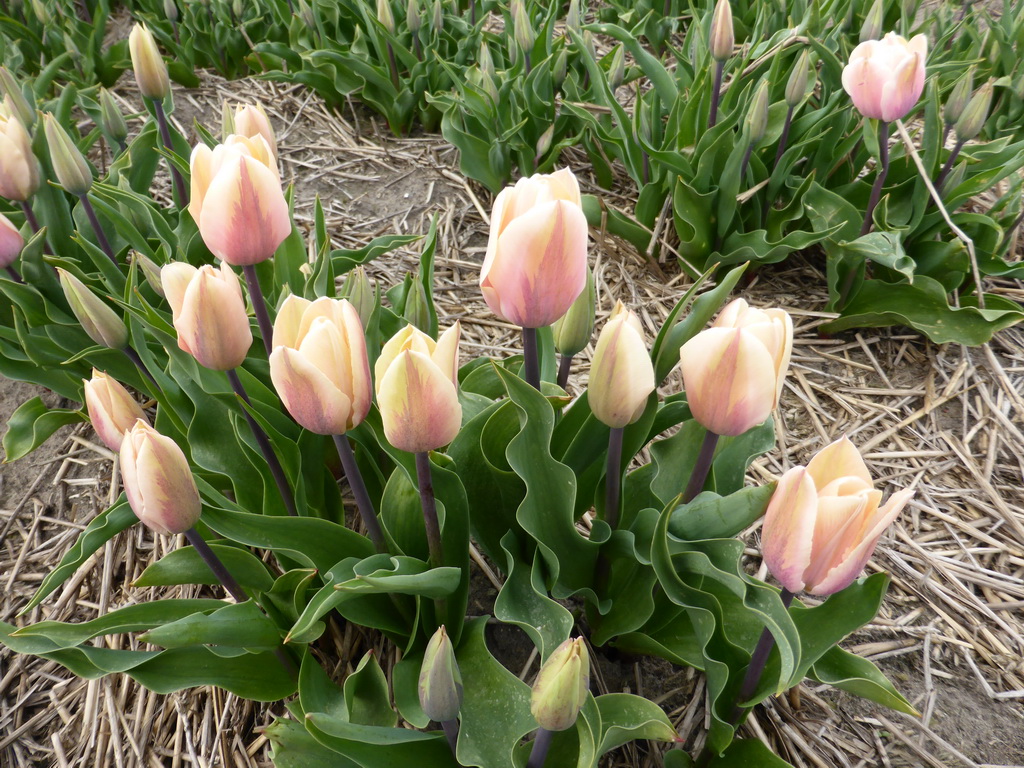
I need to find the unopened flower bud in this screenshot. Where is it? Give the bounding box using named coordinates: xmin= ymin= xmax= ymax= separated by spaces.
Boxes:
xmin=552 ymin=267 xmax=594 ymax=357
xmin=531 ymin=638 xmax=589 ymax=732
xmin=566 ymin=0 xmax=582 ymax=32
xmin=232 ymin=0 xmax=243 ymax=20
xmin=0 ymin=67 xmax=34 ymax=128
xmin=121 ymin=421 xmax=202 ymax=535
xmin=785 ymin=49 xmax=813 ymax=108
xmin=419 ymin=626 xmax=463 ymax=722
xmin=553 ymin=48 xmax=568 ymax=88
xmin=407 ymin=0 xmax=422 ymax=32
xmin=430 ymin=0 xmax=442 ymax=33
xmin=535 ymin=124 xmax=554 ymax=162
xmin=58 ymin=268 xmax=129 ymax=350
xmin=744 ymin=79 xmax=770 ymax=144
xmin=377 ymin=0 xmax=395 ymax=34
xmin=589 ymin=301 xmax=655 ymax=428
xmin=84 ymin=370 xmax=149 ymax=452
xmin=43 ymin=114 xmax=93 ymax=196
xmin=0 ymin=212 xmax=24 ymax=268
xmin=945 ymin=71 xmax=973 ymax=126
xmin=98 ymin=88 xmax=128 ymax=147
xmin=164 ymin=0 xmax=179 ymax=23
xmin=607 ymin=45 xmax=625 ymax=91
xmin=479 ymin=40 xmax=495 ymax=80
xmin=403 ymin=276 xmax=431 ymax=333
xmin=513 ymin=0 xmax=535 ymax=56
xmin=859 ymin=0 xmax=884 ymax=42
xmin=133 ymin=251 xmax=166 ymax=297
xmin=31 ymin=0 xmax=50 ymax=25
xmin=128 ymin=24 xmax=170 ymax=101
xmin=709 ymin=0 xmax=734 ymax=62
xmin=955 ymin=81 xmax=993 ymax=142
xmin=341 ymin=266 xmax=375 ymax=328
xmin=298 ymin=0 xmax=316 ymax=30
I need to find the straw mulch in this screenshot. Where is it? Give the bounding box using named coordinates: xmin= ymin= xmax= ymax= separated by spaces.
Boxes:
xmin=1 ymin=70 xmax=1023 ymax=768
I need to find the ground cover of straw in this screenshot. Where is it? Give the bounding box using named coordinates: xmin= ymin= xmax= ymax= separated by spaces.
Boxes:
xmin=1 ymin=65 xmax=1024 ymax=768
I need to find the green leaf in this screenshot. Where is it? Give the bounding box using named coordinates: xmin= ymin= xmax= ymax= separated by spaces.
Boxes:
xmin=669 ymin=485 xmax=775 ymax=541
xmin=2 ymin=396 xmax=85 ymax=462
xmin=139 ymin=600 xmax=283 ymax=651
xmin=266 ymin=717 xmax=360 ymax=768
xmin=809 ymin=646 xmax=918 ymax=716
xmin=707 ymin=738 xmax=796 ymax=767
xmin=344 ymin=651 xmax=399 ymax=727
xmin=595 ymin=693 xmax=679 ymax=756
xmin=133 ymin=543 xmax=274 ymax=592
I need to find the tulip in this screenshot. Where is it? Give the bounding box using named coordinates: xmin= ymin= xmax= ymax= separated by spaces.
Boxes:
xmin=0 ymin=67 xmax=34 ymax=129
xmin=232 ymin=103 xmax=277 ymax=161
xmin=162 ymin=262 xmax=252 ymax=370
xmin=43 ymin=114 xmax=93 ymax=197
xmin=376 ymin=323 xmax=462 ymax=453
xmin=128 ymin=24 xmax=170 ymax=101
xmin=269 ymin=295 xmax=372 ymax=435
xmin=84 ymin=370 xmax=149 ymax=452
xmin=552 ymin=267 xmax=595 ymax=388
xmin=341 ymin=266 xmax=375 ymax=328
xmin=955 ymin=81 xmax=993 ymax=142
xmin=0 ymin=212 xmax=23 ymax=269
xmin=120 ymin=420 xmax=201 ymax=535
xmin=480 ymin=168 xmax=588 ymax=332
xmin=709 ymin=0 xmax=733 ymax=62
xmin=58 ymin=268 xmax=129 ymax=350
xmin=133 ymin=251 xmax=166 ymax=297
xmin=784 ymin=50 xmax=813 ymax=109
xmin=859 ymin=0 xmax=884 ymax=42
xmin=98 ymin=88 xmax=128 ymax=152
xmin=531 ymin=638 xmax=589 ymax=732
xmin=419 ymin=626 xmax=463 ymax=723
xmin=0 ymin=107 xmax=40 ymax=202
xmin=679 ymin=298 xmax=793 ymax=438
xmin=761 ymin=435 xmax=914 ymax=596
xmin=589 ymin=301 xmax=654 ymax=430
xmin=188 ymin=135 xmax=290 ymax=267
xmin=841 ymin=33 xmax=927 ymax=123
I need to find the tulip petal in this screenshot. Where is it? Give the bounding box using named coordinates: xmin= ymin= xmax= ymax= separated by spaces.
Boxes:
xmin=337 ymin=300 xmax=373 ymax=426
xmin=805 ymin=435 xmax=873 ymax=489
xmin=377 ymin=349 xmax=462 ymax=453
xmin=188 ymin=143 xmax=214 ymax=226
xmin=375 ymin=325 xmax=435 ymax=392
xmin=272 ymin=294 xmax=312 ymax=349
xmin=161 ymin=262 xmax=198 ymax=320
xmin=432 ymin=321 xmax=462 ymax=387
xmin=589 ymin=314 xmax=655 ymax=428
xmin=761 ymin=467 xmax=818 ymax=593
xmin=270 ymin=346 xmax=353 ymax=434
xmin=175 ymin=265 xmax=252 ymax=369
xmin=880 ymin=52 xmax=923 ymax=121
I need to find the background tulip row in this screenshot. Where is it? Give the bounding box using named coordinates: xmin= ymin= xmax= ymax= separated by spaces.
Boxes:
xmin=3 ymin=0 xmax=1024 ymax=343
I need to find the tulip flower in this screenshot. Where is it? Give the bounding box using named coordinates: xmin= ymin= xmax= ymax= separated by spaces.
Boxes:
xmin=937 ymin=81 xmax=994 ymax=190
xmin=761 ymin=436 xmax=914 ymax=596
xmin=707 ymin=0 xmax=733 ymax=128
xmin=0 ymin=107 xmax=39 ymax=204
xmin=84 ymin=370 xmax=149 ymax=452
xmin=0 ymin=212 xmax=23 ymax=280
xmin=120 ymin=420 xmax=201 ymax=535
xmin=530 ymin=637 xmax=590 ymax=768
xmin=232 ymin=103 xmax=277 ymax=161
xmin=43 ymin=114 xmax=93 ymax=197
xmin=162 ymin=262 xmax=252 ymax=371
xmin=98 ymin=88 xmax=128 ymax=154
xmin=128 ymin=24 xmax=170 ymax=101
xmin=58 ymin=268 xmax=130 ymax=350
xmin=589 ymin=302 xmax=654 ymax=431
xmin=842 ymin=33 xmax=926 ymax=123
xmin=269 ymin=295 xmax=372 ymax=435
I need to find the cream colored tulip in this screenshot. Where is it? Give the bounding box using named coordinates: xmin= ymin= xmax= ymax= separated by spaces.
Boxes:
xmin=121 ymin=420 xmax=201 ymax=535
xmin=0 ymin=106 xmax=39 ymax=201
xmin=588 ymin=301 xmax=655 ymax=429
xmin=128 ymin=23 xmax=170 ymax=100
xmin=84 ymin=370 xmax=149 ymax=452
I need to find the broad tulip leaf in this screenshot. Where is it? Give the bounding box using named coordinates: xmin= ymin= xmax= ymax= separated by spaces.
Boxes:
xmin=132 ymin=542 xmax=274 ymax=592
xmin=595 ymin=693 xmax=679 ymax=756
xmin=139 ymin=600 xmax=283 ymax=650
xmin=2 ymin=396 xmax=85 ymax=462
xmin=344 ymin=651 xmax=399 ymax=727
xmin=809 ymin=646 xmax=918 ymax=715
xmin=266 ymin=717 xmax=360 ymax=768
xmin=669 ymin=485 xmax=775 ymax=541
xmin=707 ymin=738 xmax=796 ymax=767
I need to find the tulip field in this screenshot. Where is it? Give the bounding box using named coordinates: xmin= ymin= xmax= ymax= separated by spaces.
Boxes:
xmin=2 ymin=0 xmax=1024 ymax=767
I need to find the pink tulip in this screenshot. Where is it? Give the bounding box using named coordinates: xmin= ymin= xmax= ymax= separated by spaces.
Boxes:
xmin=588 ymin=301 xmax=655 ymax=429
xmin=120 ymin=420 xmax=201 ymax=535
xmin=480 ymin=168 xmax=589 ymax=328
xmin=761 ymin=436 xmax=914 ymax=596
xmin=679 ymin=299 xmax=792 ymax=436
xmin=842 ymin=33 xmax=927 ymax=122
xmin=376 ymin=323 xmax=462 ymax=453
xmin=162 ymin=262 xmax=253 ymax=370
xmin=269 ymin=295 xmax=372 ymax=435
xmin=0 ymin=107 xmax=40 ymax=201
xmin=232 ymin=103 xmax=277 ymax=161
xmin=83 ymin=369 xmax=149 ymax=452
xmin=188 ymin=135 xmax=290 ymax=266
xmin=0 ymin=212 xmax=23 ymax=267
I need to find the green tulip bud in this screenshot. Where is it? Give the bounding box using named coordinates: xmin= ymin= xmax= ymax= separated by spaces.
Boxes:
xmin=945 ymin=71 xmax=973 ymax=126
xmin=859 ymin=0 xmax=884 ymax=42
xmin=744 ymin=79 xmax=770 ymax=145
xmin=377 ymin=0 xmax=396 ymax=34
xmin=709 ymin=0 xmax=734 ymax=62
xmin=31 ymin=0 xmax=50 ymax=25
xmin=955 ymin=81 xmax=993 ymax=142
xmin=553 ymin=48 xmax=568 ymax=88
xmin=418 ymin=626 xmax=463 ymax=722
xmin=513 ymin=0 xmax=535 ymax=58
xmin=164 ymin=0 xmax=179 ymax=23
xmin=0 ymin=67 xmax=35 ymax=129
xmin=133 ymin=251 xmax=167 ymax=298
xmin=58 ymin=268 xmax=129 ymax=350
xmin=43 ymin=114 xmax=93 ymax=196
xmin=607 ymin=45 xmax=625 ymax=92
xmin=298 ymin=0 xmax=316 ymax=29
xmin=479 ymin=40 xmax=495 ymax=80
xmin=407 ymin=0 xmax=422 ymax=32
xmin=403 ymin=276 xmax=431 ymax=333
xmin=98 ymin=88 xmax=128 ymax=147
xmin=552 ymin=268 xmax=595 ymax=357
xmin=531 ymin=638 xmax=590 ymax=731
xmin=785 ymin=50 xmax=813 ymax=108
xmin=341 ymin=266 xmax=375 ymax=329
xmin=430 ymin=0 xmax=442 ymax=33
xmin=535 ymin=124 xmax=554 ymax=163
xmin=566 ymin=0 xmax=582 ymax=32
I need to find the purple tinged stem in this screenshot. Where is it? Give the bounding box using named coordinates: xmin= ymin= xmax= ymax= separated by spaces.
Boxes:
xmin=333 ymin=434 xmax=387 ymax=552
xmin=151 ymin=99 xmax=189 ymax=207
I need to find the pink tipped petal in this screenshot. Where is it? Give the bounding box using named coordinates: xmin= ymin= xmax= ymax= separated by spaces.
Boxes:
xmin=270 ymin=346 xmax=353 ymax=434
xmin=806 ymin=435 xmax=873 ymax=489
xmin=378 ymin=349 xmax=462 ymax=453
xmin=272 ymin=294 xmax=311 ymax=349
xmin=175 ymin=266 xmax=252 ymax=370
xmin=589 ymin=314 xmax=655 ymax=428
xmin=880 ymin=52 xmax=923 ymax=121
xmin=375 ymin=325 xmax=435 ymax=391
xmin=761 ymin=467 xmax=818 ymax=593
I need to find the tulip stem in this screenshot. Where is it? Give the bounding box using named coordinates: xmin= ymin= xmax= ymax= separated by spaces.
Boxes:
xmin=79 ymin=194 xmax=119 ymax=266
xmin=242 ymin=264 xmax=276 ymax=357
xmin=151 ymin=99 xmax=189 ymax=208
xmin=522 ymin=327 xmax=541 ymax=390
xmin=859 ymin=120 xmax=890 ymax=237
xmin=935 ymin=137 xmax=965 ymax=190
xmin=123 ymin=345 xmax=159 ymax=390
xmin=333 ymin=435 xmax=387 ymax=552
xmin=762 ymin=104 xmax=795 ymax=222
xmin=415 ymin=450 xmax=448 ymax=627
xmin=683 ymin=429 xmax=720 ymax=504
xmin=708 ymin=59 xmax=725 ymax=130
xmin=738 ymin=142 xmax=754 ymax=184
xmin=227 ymin=369 xmax=298 ymax=518
xmin=385 ymin=42 xmax=401 ymax=90
xmin=526 ymin=727 xmax=555 ymax=768
xmin=5 ymin=266 xmax=22 ymax=283
xmin=557 ymin=354 xmax=573 ymax=390
xmin=441 ymin=719 xmax=459 ymax=757
xmin=19 ymin=200 xmax=40 ymax=234
xmin=604 ymin=427 xmax=625 ymax=531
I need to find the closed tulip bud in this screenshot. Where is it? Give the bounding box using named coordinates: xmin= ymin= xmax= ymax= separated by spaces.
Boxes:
xmin=479 ymin=67 xmax=500 ymax=105
xmin=842 ymin=32 xmax=927 ymax=122
xmin=552 ymin=268 xmax=594 ymax=357
xmin=43 ymin=114 xmax=93 ymax=196
xmin=407 ymin=0 xmax=422 ymax=32
xmin=944 ymin=71 xmax=973 ymax=127
xmin=709 ymin=0 xmax=734 ymax=62
xmin=744 ymin=79 xmax=770 ymax=144
xmin=341 ymin=266 xmax=375 ymax=328
xmin=121 ymin=421 xmax=202 ymax=535
xmin=607 ymin=46 xmax=625 ymax=91
xmin=189 ymin=135 xmax=291 ymax=266
xmin=58 ymin=268 xmax=129 ymax=350
xmin=403 ymin=277 xmax=431 ymax=332
xmin=298 ymin=0 xmax=317 ymax=30
xmin=588 ymin=301 xmax=655 ymax=429
xmin=531 ymin=638 xmax=589 ymax=732
xmin=0 ymin=67 xmax=34 ymax=128
xmin=233 ymin=103 xmax=277 ymax=161
xmin=377 ymin=0 xmax=395 ymax=33
xmin=553 ymin=48 xmax=568 ymax=88
xmin=480 ymin=168 xmax=589 ymax=328
xmin=430 ymin=0 xmax=443 ymax=34
xmin=679 ymin=299 xmax=792 ymax=437
xmin=859 ymin=0 xmax=884 ymax=42
xmin=31 ymin=0 xmax=50 ymax=25
xmin=269 ymin=295 xmax=372 ymax=435
xmin=128 ymin=24 xmax=170 ymax=101
xmin=132 ymin=251 xmax=166 ymax=297
xmin=419 ymin=626 xmax=463 ymax=722
xmin=955 ymin=81 xmax=993 ymax=142
xmin=566 ymin=0 xmax=582 ymax=32
xmin=98 ymin=88 xmax=128 ymax=147
xmin=0 ymin=107 xmax=40 ymax=201
xmin=535 ymin=123 xmax=554 ymax=162
xmin=162 ymin=262 xmax=253 ymax=370
xmin=164 ymin=0 xmax=179 ymax=23
xmin=785 ymin=50 xmax=813 ymax=108
xmin=479 ymin=40 xmax=495 ymax=80
xmin=84 ymin=370 xmax=148 ymax=452
xmin=513 ymin=0 xmax=535 ymax=55
xmin=232 ymin=0 xmax=243 ymax=19
xmin=0 ymin=213 xmax=23 ymax=268
xmin=376 ymin=323 xmax=462 ymax=453
xmin=762 ymin=436 xmax=914 ymax=596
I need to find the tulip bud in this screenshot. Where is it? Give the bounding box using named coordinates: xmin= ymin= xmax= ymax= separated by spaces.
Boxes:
xmin=58 ymin=269 xmax=129 ymax=350
xmin=403 ymin=277 xmax=431 ymax=333
xmin=341 ymin=266 xmax=375 ymax=328
xmin=709 ymin=0 xmax=734 ymax=62
xmin=534 ymin=123 xmax=554 ymax=162
xmin=232 ymin=0 xmax=243 ymax=20
xmin=128 ymin=24 xmax=170 ymax=101
xmin=785 ymin=50 xmax=813 ymax=108
xmin=43 ymin=114 xmax=93 ymax=196
xmin=162 ymin=262 xmax=253 ymax=370
xmin=98 ymin=88 xmax=128 ymax=148
xmin=761 ymin=436 xmax=914 ymax=596
xmin=430 ymin=0 xmax=443 ymax=34
xmin=955 ymin=81 xmax=993 ymax=142
xmin=531 ymin=638 xmax=589 ymax=732
xmin=377 ymin=0 xmax=395 ymax=33
xmin=298 ymin=0 xmax=317 ymax=30
xmin=233 ymin=103 xmax=277 ymax=161
xmin=553 ymin=48 xmax=568 ymax=88
xmin=84 ymin=370 xmax=149 ymax=452
xmin=841 ymin=32 xmax=927 ymax=122
xmin=121 ymin=421 xmax=202 ymax=535
xmin=588 ymin=301 xmax=655 ymax=429
xmin=479 ymin=40 xmax=495 ymax=80
xmin=0 ymin=106 xmax=40 ymax=201
xmin=31 ymin=0 xmax=50 ymax=25
xmin=407 ymin=0 xmax=422 ymax=32
xmin=944 ymin=71 xmax=973 ymax=127
xmin=607 ymin=45 xmax=625 ymax=92
xmin=376 ymin=323 xmax=462 ymax=453
xmin=164 ymin=0 xmax=179 ymax=23
xmin=0 ymin=67 xmax=34 ymax=128
xmin=0 ymin=212 xmax=23 ymax=268
xmin=552 ymin=268 xmax=594 ymax=357
xmin=513 ymin=0 xmax=535 ymax=56
xmin=132 ymin=251 xmax=166 ymax=297
xmin=419 ymin=626 xmax=463 ymax=722
xmin=679 ymin=299 xmax=792 ymax=437
xmin=566 ymin=0 xmax=582 ymax=33
xmin=744 ymin=79 xmax=770 ymax=144
xmin=859 ymin=0 xmax=884 ymax=42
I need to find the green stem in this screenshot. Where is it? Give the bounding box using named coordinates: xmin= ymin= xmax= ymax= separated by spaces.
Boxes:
xmin=415 ymin=451 xmax=447 ymax=626
xmin=522 ymin=327 xmax=540 ymax=390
